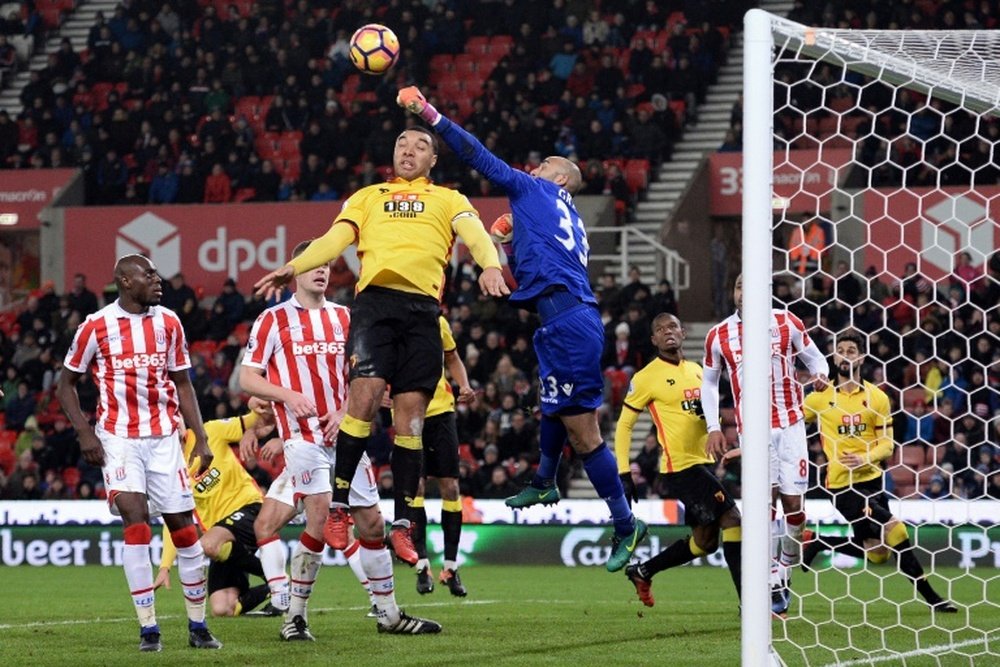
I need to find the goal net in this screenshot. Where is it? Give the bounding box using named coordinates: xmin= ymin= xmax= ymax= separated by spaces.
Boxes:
xmin=742 ymin=10 xmax=1000 ymax=666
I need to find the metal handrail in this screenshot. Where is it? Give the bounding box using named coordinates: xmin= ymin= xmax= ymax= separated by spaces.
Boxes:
xmin=588 ymin=225 xmax=690 ymax=296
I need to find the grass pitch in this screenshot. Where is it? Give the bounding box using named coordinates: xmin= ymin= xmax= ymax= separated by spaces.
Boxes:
xmin=0 ymin=565 xmax=996 ymax=666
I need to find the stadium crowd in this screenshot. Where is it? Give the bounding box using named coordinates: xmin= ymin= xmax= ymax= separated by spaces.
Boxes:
xmin=0 ymin=0 xmax=750 ymax=221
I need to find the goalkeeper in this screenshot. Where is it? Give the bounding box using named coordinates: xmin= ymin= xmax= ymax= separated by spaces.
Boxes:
xmin=399 ymin=85 xmax=646 ymax=573
xmin=801 ymin=331 xmax=957 ymax=613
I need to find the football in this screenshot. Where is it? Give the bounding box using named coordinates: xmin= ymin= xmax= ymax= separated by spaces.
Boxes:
xmin=349 ymin=24 xmax=400 ymax=75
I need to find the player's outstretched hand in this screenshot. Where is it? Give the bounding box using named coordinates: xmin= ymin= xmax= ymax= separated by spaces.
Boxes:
xmin=398 ymin=85 xmax=440 ymax=124
xmin=479 ymin=266 xmax=510 ymax=297
xmin=490 ymin=213 xmax=513 ymax=244
xmin=620 ymin=472 xmax=639 ymax=506
xmin=78 ymin=430 xmax=106 ymax=467
xmin=153 ymin=567 xmax=171 ymax=590
xmin=254 ymin=265 xmax=295 ymax=301
xmin=706 ymin=430 xmax=729 ymax=460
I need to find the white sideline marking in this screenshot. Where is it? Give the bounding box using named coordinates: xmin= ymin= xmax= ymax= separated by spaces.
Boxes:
xmin=820 ymin=634 xmax=1000 ymax=666
xmin=0 ymin=599 xmax=510 ymax=630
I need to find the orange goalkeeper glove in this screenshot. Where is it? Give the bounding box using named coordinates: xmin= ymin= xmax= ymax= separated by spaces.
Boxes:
xmin=397 ymin=86 xmax=440 ymax=125
xmin=490 ymin=213 xmax=513 ymax=244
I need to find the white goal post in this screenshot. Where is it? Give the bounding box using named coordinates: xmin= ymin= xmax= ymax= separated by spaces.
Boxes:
xmin=743 ymin=8 xmax=1000 ymax=666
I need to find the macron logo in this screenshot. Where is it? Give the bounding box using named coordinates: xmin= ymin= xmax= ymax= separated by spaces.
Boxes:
xmin=111 ymin=353 xmax=167 ymax=370
xmin=292 ymin=341 xmax=344 ymax=356
xmin=116 ymin=213 xmax=181 ymax=278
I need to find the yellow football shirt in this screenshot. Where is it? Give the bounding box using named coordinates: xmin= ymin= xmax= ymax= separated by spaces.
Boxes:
xmin=619 ymin=357 xmax=713 ymax=473
xmin=160 ymin=413 xmax=263 ymax=567
xmin=336 ymin=177 xmax=481 ymax=299
xmin=426 ymin=316 xmax=457 ymax=418
xmin=803 ymin=381 xmax=894 ymax=489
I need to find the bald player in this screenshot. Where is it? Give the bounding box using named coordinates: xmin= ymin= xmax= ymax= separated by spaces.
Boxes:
xmin=399 ymin=87 xmax=646 ymax=573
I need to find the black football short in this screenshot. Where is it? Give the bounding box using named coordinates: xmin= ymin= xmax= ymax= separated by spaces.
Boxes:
xmin=208 ymin=502 xmax=261 ymax=595
xmin=831 ymin=479 xmax=894 ymax=542
xmin=659 ymin=464 xmax=737 ymax=527
xmin=422 ymin=411 xmax=460 ymax=479
xmin=347 ymin=286 xmax=442 ymax=395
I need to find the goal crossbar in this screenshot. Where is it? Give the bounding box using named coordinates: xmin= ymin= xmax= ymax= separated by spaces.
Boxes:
xmin=770 ymin=14 xmax=1000 ymax=115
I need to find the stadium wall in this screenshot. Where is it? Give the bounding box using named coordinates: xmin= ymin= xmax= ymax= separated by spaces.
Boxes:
xmin=40 ymin=194 xmax=614 ymax=293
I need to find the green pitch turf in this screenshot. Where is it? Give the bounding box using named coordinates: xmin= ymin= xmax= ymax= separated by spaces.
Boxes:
xmin=0 ymin=565 xmax=996 ymax=666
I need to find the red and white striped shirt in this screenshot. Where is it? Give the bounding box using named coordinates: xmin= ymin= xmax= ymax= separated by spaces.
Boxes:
xmin=242 ymin=296 xmax=350 ymax=445
xmin=703 ymin=309 xmax=827 ymax=430
xmin=63 ymin=301 xmax=190 ymax=438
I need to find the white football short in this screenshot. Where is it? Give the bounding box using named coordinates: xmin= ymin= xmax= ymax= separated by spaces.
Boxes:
xmin=281 ymin=438 xmax=379 ymax=508
xmin=769 ymin=419 xmax=809 ymax=496
xmin=99 ymin=428 xmax=195 ymax=515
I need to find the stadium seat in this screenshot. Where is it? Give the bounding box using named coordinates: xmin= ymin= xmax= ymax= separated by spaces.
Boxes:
xmin=62 ymin=467 xmax=81 ymax=490
xmin=428 ymin=53 xmax=454 ymax=75
xmin=234 ymin=96 xmax=259 ymax=120
xmin=624 ymin=159 xmax=649 ymax=193
xmin=488 ymin=35 xmax=513 ymax=55
xmin=0 ymin=429 xmax=17 ymax=451
xmin=465 ymin=36 xmax=490 ymax=55
xmin=233 ymin=187 xmax=256 ymax=203
xmin=453 ymin=54 xmax=478 ymax=76
xmin=232 ymin=322 xmax=251 ymax=345
xmin=38 ymin=5 xmax=62 ymax=29
xmin=0 ymin=448 xmax=14 ymax=476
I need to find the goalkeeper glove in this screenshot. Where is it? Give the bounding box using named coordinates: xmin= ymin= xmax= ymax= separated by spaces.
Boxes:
xmin=489 ymin=213 xmax=513 ymax=243
xmin=620 ymin=472 xmax=639 ymax=506
xmin=397 ymin=86 xmax=440 ymax=125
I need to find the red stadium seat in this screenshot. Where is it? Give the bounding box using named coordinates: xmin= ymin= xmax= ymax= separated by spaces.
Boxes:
xmin=465 ymin=36 xmax=490 ymax=55
xmin=488 ymin=35 xmax=513 ymax=55
xmin=38 ymin=5 xmax=63 ymax=29
xmin=624 ymin=159 xmax=649 ymax=193
xmin=429 ymin=54 xmax=454 ymax=73
xmin=232 ymin=322 xmax=251 ymax=345
xmin=62 ymin=467 xmax=81 ymax=490
xmin=0 ymin=429 xmax=18 ymax=451
xmin=233 ymin=187 xmax=256 ymax=203
xmin=453 ymin=54 xmax=478 ymax=76
xmin=668 ymin=99 xmax=687 ymax=125
xmin=234 ymin=96 xmax=259 ymax=120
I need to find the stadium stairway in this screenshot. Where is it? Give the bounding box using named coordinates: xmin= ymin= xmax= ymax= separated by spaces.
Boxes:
xmin=0 ymin=0 xmax=117 ymax=116
xmin=625 ymin=0 xmax=794 ymax=290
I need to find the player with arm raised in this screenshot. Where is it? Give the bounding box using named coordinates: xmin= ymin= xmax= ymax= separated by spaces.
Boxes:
xmin=701 ymin=273 xmax=829 ymax=616
xmin=398 ymin=86 xmax=645 ymax=573
xmin=155 ymin=398 xmax=276 ymax=617
xmin=801 ymin=331 xmax=956 ymax=613
xmin=615 ymin=313 xmax=742 ymax=606
xmin=242 ymin=240 xmax=440 ymax=639
xmin=254 ymin=127 xmax=507 ymax=566
xmin=55 ymin=254 xmax=221 ymax=652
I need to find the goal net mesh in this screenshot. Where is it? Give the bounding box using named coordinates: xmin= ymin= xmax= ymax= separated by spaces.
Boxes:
xmin=764 ymin=17 xmax=1000 ymax=666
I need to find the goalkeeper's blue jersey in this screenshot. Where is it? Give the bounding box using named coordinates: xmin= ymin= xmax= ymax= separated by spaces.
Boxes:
xmin=434 ymin=117 xmax=597 ymax=310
